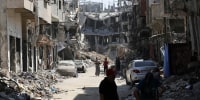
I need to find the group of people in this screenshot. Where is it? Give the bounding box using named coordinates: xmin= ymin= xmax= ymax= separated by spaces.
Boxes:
xmin=94 ymin=56 xmax=119 ymax=100
xmin=99 ymin=70 xmax=164 ymax=100
xmin=95 ymin=57 xmax=109 ymax=76
xmin=97 ymin=56 xmax=164 ymax=100
xmin=95 ymin=56 xmax=121 ymax=76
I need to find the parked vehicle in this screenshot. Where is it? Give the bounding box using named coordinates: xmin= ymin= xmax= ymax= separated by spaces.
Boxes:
xmin=74 ymin=60 xmax=87 ymax=73
xmin=125 ymin=59 xmax=157 ymax=85
xmin=56 ymin=60 xmax=78 ymax=77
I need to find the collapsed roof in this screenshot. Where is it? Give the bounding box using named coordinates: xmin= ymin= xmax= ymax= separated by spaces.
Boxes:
xmin=84 ymin=12 xmax=121 ymax=21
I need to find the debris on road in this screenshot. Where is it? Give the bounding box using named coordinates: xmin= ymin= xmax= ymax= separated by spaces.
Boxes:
xmin=0 ymin=70 xmax=66 ymax=100
xmin=160 ymin=72 xmax=200 ymax=100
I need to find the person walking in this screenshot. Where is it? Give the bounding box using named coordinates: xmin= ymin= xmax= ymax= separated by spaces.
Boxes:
xmin=115 ymin=56 xmax=121 ymax=74
xmin=133 ymin=72 xmax=164 ymax=100
xmin=103 ymin=57 xmax=109 ymax=75
xmin=99 ymin=68 xmax=119 ymax=100
xmin=95 ymin=57 xmax=101 ymax=76
xmin=152 ymin=67 xmax=162 ymax=81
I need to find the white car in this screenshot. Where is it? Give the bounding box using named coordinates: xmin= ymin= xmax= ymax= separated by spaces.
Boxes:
xmin=125 ymin=59 xmax=157 ymax=85
xmin=56 ymin=60 xmax=78 ymax=77
xmin=74 ymin=60 xmax=87 ymax=73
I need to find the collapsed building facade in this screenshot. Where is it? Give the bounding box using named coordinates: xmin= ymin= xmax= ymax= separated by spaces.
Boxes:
xmin=129 ymin=0 xmax=200 ymax=75
xmin=79 ymin=0 xmax=200 ymax=75
xmin=0 ymin=0 xmax=79 ymax=77
xmin=1 ymin=0 xmax=199 ymax=77
xmin=79 ymin=0 xmax=133 ymax=60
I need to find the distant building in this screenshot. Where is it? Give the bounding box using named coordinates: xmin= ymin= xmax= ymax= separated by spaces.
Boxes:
xmin=79 ymin=1 xmax=103 ymax=12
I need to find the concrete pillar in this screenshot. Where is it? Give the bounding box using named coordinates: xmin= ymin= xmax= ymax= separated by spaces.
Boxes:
xmin=95 ymin=36 xmax=98 ymax=52
xmin=0 ymin=0 xmax=9 ymax=77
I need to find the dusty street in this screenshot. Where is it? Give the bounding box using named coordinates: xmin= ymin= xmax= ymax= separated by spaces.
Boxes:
xmin=53 ymin=65 xmax=132 ymax=100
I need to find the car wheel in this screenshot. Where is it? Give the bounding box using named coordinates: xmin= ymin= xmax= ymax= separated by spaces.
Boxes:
xmin=82 ymin=66 xmax=86 ymax=73
xmin=74 ymin=72 xmax=78 ymax=77
xmin=130 ymin=75 xmax=136 ymax=86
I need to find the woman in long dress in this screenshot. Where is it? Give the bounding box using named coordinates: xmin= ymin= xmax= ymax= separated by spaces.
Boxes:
xmin=95 ymin=58 xmax=101 ymax=76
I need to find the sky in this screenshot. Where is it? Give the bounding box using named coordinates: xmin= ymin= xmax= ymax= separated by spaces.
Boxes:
xmin=84 ymin=0 xmax=115 ymax=8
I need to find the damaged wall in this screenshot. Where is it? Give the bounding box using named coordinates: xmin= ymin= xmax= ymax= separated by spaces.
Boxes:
xmin=168 ymin=43 xmax=191 ymax=75
xmin=0 ymin=0 xmax=9 ymax=77
xmin=7 ymin=9 xmax=23 ymax=73
xmin=82 ymin=11 xmax=130 ymax=60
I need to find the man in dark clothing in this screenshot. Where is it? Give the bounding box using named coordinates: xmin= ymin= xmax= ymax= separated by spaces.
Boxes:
xmin=99 ymin=68 xmax=119 ymax=100
xmin=115 ymin=57 xmax=121 ymax=72
xmin=103 ymin=57 xmax=109 ymax=74
xmin=134 ymin=72 xmax=163 ymax=100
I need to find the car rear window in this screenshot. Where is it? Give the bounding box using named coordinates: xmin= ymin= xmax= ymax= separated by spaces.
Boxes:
xmin=135 ymin=61 xmax=155 ymax=67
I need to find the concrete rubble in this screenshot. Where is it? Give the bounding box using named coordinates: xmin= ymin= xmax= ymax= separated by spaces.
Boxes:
xmin=0 ymin=51 xmax=106 ymax=100
xmin=160 ymin=72 xmax=200 ymax=100
xmin=80 ymin=51 xmax=114 ymax=64
xmin=124 ymin=71 xmax=200 ymax=100
xmin=1 ymin=50 xmax=199 ymax=100
xmin=0 ymin=70 xmax=65 ymax=100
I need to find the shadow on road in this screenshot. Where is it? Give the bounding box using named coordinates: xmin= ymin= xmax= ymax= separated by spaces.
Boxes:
xmin=73 ymin=84 xmax=132 ymax=100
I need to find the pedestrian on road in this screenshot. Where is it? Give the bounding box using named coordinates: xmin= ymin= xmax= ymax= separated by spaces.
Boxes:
xmin=133 ymin=72 xmax=164 ymax=100
xmin=115 ymin=56 xmax=121 ymax=74
xmin=99 ymin=68 xmax=119 ymax=100
xmin=103 ymin=57 xmax=109 ymax=75
xmin=95 ymin=57 xmax=101 ymax=76
xmin=152 ymin=67 xmax=162 ymax=81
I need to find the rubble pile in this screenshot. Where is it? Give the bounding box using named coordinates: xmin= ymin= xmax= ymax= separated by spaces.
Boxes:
xmin=0 ymin=70 xmax=63 ymax=100
xmin=0 ymin=77 xmax=30 ymax=100
xmin=80 ymin=51 xmax=113 ymax=63
xmin=161 ymin=73 xmax=200 ymax=100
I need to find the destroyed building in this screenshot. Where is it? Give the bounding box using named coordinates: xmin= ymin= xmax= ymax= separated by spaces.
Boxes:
xmin=80 ymin=0 xmax=200 ymax=79
xmin=79 ymin=0 xmax=133 ymax=60
xmin=0 ymin=0 xmax=80 ymax=77
xmin=0 ymin=0 xmax=82 ymax=99
xmin=128 ymin=0 xmax=200 ymax=76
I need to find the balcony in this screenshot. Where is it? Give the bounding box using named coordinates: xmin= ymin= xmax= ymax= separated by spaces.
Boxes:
xmin=38 ymin=0 xmax=51 ymax=24
xmin=51 ymin=4 xmax=59 ymax=22
xmin=7 ymin=0 xmax=34 ymax=12
xmin=7 ymin=0 xmax=51 ymax=24
xmin=51 ymin=4 xmax=63 ymax=22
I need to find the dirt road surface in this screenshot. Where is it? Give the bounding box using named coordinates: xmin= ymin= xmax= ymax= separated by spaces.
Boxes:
xmin=53 ymin=66 xmax=132 ymax=100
